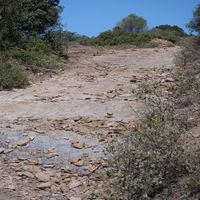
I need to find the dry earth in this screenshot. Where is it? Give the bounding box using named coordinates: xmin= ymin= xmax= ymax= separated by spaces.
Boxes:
xmin=0 ymin=45 xmax=180 ymax=200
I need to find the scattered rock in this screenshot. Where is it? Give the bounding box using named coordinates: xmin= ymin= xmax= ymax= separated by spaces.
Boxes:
xmin=60 ymin=183 xmax=68 ymax=193
xmin=87 ymin=164 xmax=100 ymax=173
xmin=70 ymin=197 xmax=82 ymax=200
xmin=73 ymin=116 xmax=82 ymax=122
xmin=61 ymin=166 xmax=72 ymax=173
xmin=47 ymin=152 xmax=59 ymax=158
xmin=17 ymin=156 xmax=27 ymax=161
xmin=22 ymin=172 xmax=35 ymax=179
xmin=71 ymin=140 xmax=85 ymax=149
xmin=51 ymin=177 xmax=60 ymax=184
xmin=43 ymin=164 xmax=55 ymax=168
xmin=6 ymin=185 xmax=16 ymax=190
xmin=16 ymin=137 xmax=30 ymax=146
xmin=0 ymin=147 xmax=5 ymax=154
xmin=45 ymin=169 xmax=56 ymax=177
xmin=107 ymin=93 xmax=116 ymax=98
xmin=165 ymin=77 xmax=175 ymax=82
xmin=70 ymin=158 xmax=84 ymax=167
xmin=29 ymin=136 xmax=35 ymax=141
xmin=68 ymin=180 xmax=82 ymax=189
xmin=38 ymin=182 xmax=51 ymax=189
xmin=28 ymin=159 xmax=39 ymax=165
xmin=27 ymin=165 xmax=41 ymax=174
xmin=3 ymin=148 xmax=13 ymax=154
xmin=85 ymin=97 xmax=91 ymax=100
xmin=106 ymin=112 xmax=113 ymax=118
xmin=35 ymin=172 xmax=51 ymax=182
xmin=50 ymin=185 xmax=61 ymax=193
xmin=130 ymin=75 xmax=137 ymax=83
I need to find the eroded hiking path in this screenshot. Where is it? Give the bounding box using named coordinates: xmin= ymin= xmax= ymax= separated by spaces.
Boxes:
xmin=0 ymin=45 xmax=179 ymax=199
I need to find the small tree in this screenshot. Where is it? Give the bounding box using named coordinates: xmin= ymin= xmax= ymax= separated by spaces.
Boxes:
xmin=117 ymin=14 xmax=147 ymax=33
xmin=187 ymin=3 xmax=200 ymax=34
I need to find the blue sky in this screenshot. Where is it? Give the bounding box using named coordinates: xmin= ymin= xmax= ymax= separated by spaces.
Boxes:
xmin=60 ymin=0 xmax=199 ymax=36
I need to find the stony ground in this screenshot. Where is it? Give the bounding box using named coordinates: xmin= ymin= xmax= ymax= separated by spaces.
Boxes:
xmin=0 ymin=45 xmax=180 ymax=200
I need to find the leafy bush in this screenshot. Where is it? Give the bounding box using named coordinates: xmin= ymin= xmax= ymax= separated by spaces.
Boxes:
xmin=91 ymin=28 xmax=137 ymax=46
xmin=0 ymin=61 xmax=29 ymax=90
xmin=25 ymin=37 xmax=52 ymax=55
xmin=0 ymin=46 xmax=64 ymax=74
xmin=153 ymin=25 xmax=187 ymax=37
xmin=108 ymin=97 xmax=188 ymax=200
xmin=91 ymin=26 xmax=185 ymax=47
xmin=45 ymin=30 xmax=69 ymax=56
xmin=76 ymin=36 xmax=93 ymax=45
xmin=149 ymin=29 xmax=181 ymax=43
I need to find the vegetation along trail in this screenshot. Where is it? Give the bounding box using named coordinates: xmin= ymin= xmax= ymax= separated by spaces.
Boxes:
xmin=0 ymin=44 xmax=180 ymax=199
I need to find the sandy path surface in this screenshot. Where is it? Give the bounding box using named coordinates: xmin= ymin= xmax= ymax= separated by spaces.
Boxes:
xmin=0 ymin=45 xmax=180 ymax=199
xmin=0 ymin=46 xmax=177 ymax=121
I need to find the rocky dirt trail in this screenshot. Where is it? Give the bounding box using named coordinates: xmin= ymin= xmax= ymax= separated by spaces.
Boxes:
xmin=0 ymin=45 xmax=180 ymax=199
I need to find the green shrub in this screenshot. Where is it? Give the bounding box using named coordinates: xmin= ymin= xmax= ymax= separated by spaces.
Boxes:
xmin=25 ymin=37 xmax=52 ymax=55
xmin=183 ymin=139 xmax=200 ymax=198
xmin=0 ymin=46 xmax=64 ymax=73
xmin=76 ymin=36 xmax=93 ymax=45
xmin=134 ymin=32 xmax=153 ymax=46
xmin=149 ymin=29 xmax=181 ymax=43
xmin=45 ymin=30 xmax=69 ymax=56
xmin=0 ymin=61 xmax=29 ymax=90
xmin=108 ymin=97 xmax=188 ymax=200
xmin=153 ymin=25 xmax=187 ymax=37
xmin=90 ymin=26 xmax=185 ymax=47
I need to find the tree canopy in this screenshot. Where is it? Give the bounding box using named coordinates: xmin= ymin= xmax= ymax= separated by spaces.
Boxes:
xmin=0 ymin=0 xmax=62 ymax=50
xmin=187 ymin=3 xmax=200 ymax=34
xmin=117 ymin=14 xmax=147 ymax=33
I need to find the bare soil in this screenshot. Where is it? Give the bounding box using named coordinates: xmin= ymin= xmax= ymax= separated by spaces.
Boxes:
xmin=0 ymin=45 xmax=180 ymax=200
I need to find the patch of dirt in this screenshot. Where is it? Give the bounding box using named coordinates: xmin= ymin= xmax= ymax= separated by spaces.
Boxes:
xmin=0 ymin=45 xmax=181 ymax=199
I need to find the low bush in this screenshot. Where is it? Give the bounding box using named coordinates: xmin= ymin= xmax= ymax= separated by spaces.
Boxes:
xmin=0 ymin=35 xmax=68 ymax=90
xmin=45 ymin=30 xmax=69 ymax=57
xmin=25 ymin=37 xmax=52 ymax=55
xmin=0 ymin=61 xmax=29 ymax=90
xmin=0 ymin=48 xmax=63 ymax=73
xmin=76 ymin=36 xmax=93 ymax=46
xmin=108 ymin=97 xmax=188 ymax=200
xmin=153 ymin=25 xmax=187 ymax=37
